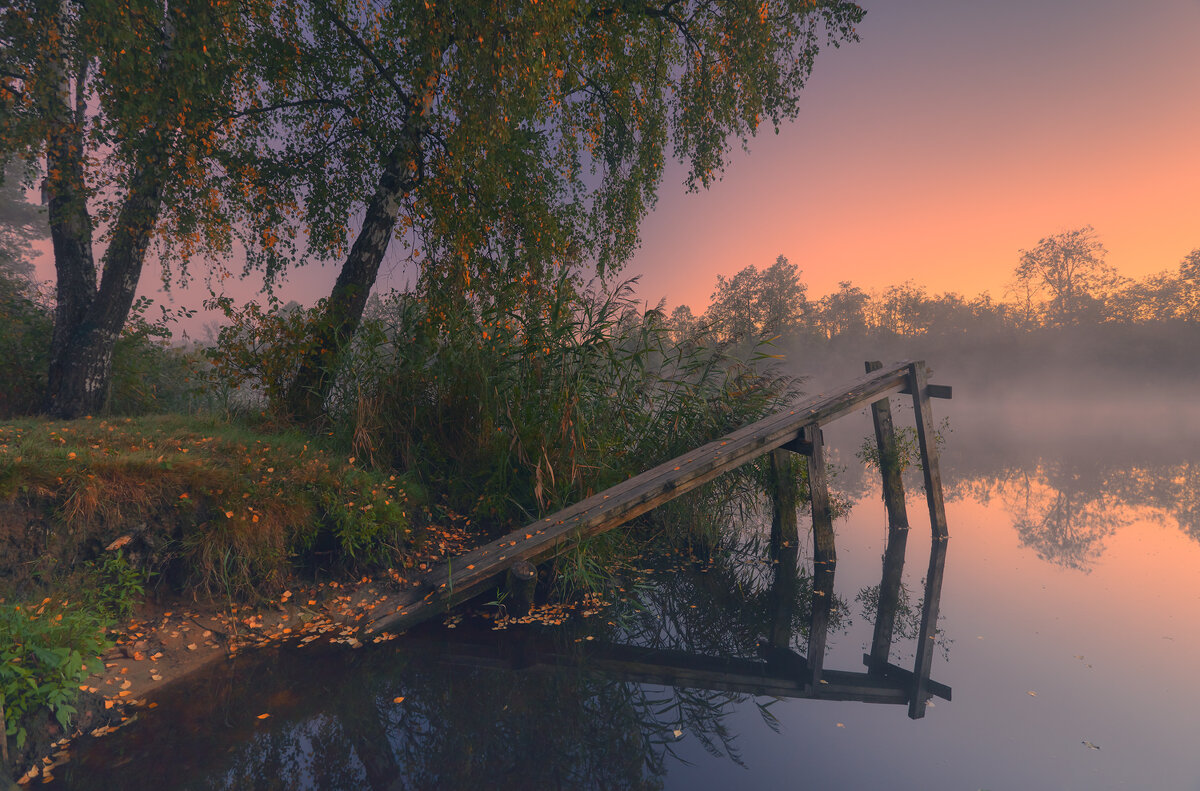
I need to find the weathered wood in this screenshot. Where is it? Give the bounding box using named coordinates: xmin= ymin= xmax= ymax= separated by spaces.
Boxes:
xmin=767 ymin=537 xmax=799 ymax=650
xmin=908 ymin=534 xmax=949 ymax=718
xmin=410 ymin=627 xmax=951 ymax=706
xmin=768 ymin=448 xmax=799 ymax=558
xmin=805 ymin=425 xmax=836 ymax=685
xmin=908 ymin=361 xmax=949 ymax=541
xmin=868 ymin=524 xmax=909 ymax=674
xmin=505 ymin=560 xmax=537 ymax=617
xmin=899 ymin=382 xmax=953 ymax=399
xmin=363 ymin=360 xmax=917 ymax=635
xmin=865 ymin=360 xmax=911 ymax=673
xmin=865 ymin=361 xmax=910 ymax=533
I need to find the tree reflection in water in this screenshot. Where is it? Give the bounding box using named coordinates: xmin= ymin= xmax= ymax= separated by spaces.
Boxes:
xmin=954 ymin=459 xmax=1200 ymax=570
xmin=50 ymin=525 xmax=949 ymax=791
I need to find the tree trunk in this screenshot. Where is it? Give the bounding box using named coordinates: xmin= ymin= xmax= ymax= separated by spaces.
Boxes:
xmin=41 ymin=2 xmax=169 ymax=419
xmin=284 ymin=149 xmax=412 ymax=423
xmin=45 ymin=162 xmax=164 ymax=418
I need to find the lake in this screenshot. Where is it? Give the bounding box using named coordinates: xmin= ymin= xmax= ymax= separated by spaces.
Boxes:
xmin=45 ymin=368 xmax=1200 ymax=790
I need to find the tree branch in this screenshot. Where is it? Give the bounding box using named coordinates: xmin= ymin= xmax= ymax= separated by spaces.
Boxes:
xmin=321 ymin=7 xmax=412 ymax=106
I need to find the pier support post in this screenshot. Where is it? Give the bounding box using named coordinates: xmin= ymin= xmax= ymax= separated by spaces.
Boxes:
xmin=769 ymin=448 xmax=800 ymax=559
xmin=505 ymin=560 xmax=537 ymax=618
xmin=804 ymin=425 xmax=836 ymax=685
xmin=865 ymin=361 xmax=912 ymax=674
xmin=906 ymin=361 xmax=950 ymax=717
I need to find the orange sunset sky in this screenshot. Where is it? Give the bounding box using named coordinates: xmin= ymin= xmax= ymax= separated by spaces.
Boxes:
xmin=24 ymin=0 xmax=1200 ymax=328
xmin=625 ymin=0 xmax=1200 ymax=313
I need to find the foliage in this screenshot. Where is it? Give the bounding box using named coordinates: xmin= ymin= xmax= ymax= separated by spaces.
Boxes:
xmin=1013 ymin=225 xmax=1118 ymax=327
xmin=707 ymin=255 xmax=810 ymax=343
xmin=0 ymin=263 xmax=51 ymax=418
xmin=855 ymin=416 xmax=951 ymax=480
xmin=318 ymin=274 xmax=794 ymax=534
xmin=0 ymin=0 xmax=279 ymax=416
xmin=82 ymin=550 xmax=151 ymax=621
xmin=201 ymin=295 xmax=323 ymax=417
xmin=0 ymin=159 xmax=46 ymax=282
xmin=0 ymin=598 xmax=107 ymax=751
xmin=214 ymin=1 xmax=865 ymax=287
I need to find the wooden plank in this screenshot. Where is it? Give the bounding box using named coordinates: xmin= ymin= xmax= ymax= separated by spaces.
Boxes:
xmin=899 ymin=382 xmax=953 ymax=399
xmin=861 ymin=654 xmax=952 ymax=702
xmin=363 ymin=360 xmax=918 ymax=635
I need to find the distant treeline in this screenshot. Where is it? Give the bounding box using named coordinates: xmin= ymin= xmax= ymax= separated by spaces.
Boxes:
xmin=669 ymin=227 xmax=1200 ymax=344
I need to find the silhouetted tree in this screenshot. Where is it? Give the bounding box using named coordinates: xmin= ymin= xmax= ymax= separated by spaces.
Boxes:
xmin=1013 ymin=226 xmax=1118 ymax=327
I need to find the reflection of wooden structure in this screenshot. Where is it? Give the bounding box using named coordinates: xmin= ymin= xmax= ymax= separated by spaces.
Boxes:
xmin=411 ymin=533 xmax=950 ymax=715
xmin=366 ymin=360 xmax=952 ymax=718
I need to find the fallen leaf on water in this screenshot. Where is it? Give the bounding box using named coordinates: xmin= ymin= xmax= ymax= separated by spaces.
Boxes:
xmin=257 ymin=713 xmax=270 ymax=720
xmin=836 ymin=723 xmax=845 ymax=728
xmin=1027 ymin=691 xmax=1037 ymax=697
xmin=393 ymin=696 xmax=405 ymax=704
xmin=1082 ymin=741 xmax=1100 ymax=750
xmin=672 ymin=729 xmax=682 ymax=739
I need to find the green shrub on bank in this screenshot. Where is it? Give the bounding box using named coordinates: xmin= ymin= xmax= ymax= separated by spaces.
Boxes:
xmin=0 ymin=598 xmax=107 ymax=751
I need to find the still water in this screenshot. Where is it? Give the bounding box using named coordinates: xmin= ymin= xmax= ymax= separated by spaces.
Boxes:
xmin=48 ymin=383 xmax=1200 ymax=790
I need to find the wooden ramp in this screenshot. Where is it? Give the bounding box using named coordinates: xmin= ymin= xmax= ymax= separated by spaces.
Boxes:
xmin=363 ymin=359 xmax=951 ymax=642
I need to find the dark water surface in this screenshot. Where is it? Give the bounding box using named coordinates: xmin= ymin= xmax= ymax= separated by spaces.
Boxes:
xmin=47 ymin=386 xmax=1200 ymax=790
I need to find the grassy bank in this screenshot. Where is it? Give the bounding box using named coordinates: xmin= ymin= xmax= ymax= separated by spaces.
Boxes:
xmin=0 ymin=413 xmax=431 ymax=777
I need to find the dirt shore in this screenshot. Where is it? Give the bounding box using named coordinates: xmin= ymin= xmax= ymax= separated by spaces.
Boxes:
xmin=14 ymin=572 xmax=408 ymax=786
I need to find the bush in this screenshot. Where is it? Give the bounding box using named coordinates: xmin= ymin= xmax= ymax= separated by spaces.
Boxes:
xmin=0 ymin=598 xmax=107 ymax=751
xmin=0 ymin=270 xmax=52 ymax=418
xmin=327 ymin=273 xmax=795 ymax=536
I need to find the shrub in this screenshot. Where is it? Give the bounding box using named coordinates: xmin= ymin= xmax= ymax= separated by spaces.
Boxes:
xmin=0 ymin=598 xmax=107 ymax=751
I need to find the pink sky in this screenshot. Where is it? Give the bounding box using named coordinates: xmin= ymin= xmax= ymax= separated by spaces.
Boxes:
xmin=28 ymin=0 xmax=1200 ymax=331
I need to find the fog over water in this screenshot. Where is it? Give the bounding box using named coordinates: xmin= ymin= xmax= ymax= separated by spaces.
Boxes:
xmin=47 ymin=329 xmax=1200 ymax=790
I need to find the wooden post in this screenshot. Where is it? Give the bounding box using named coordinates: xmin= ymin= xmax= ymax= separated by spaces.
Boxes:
xmin=505 ymin=560 xmax=537 ymax=617
xmin=908 ymin=537 xmax=949 ymax=719
xmin=906 ymin=360 xmax=950 ymax=717
xmin=804 ymin=425 xmax=836 ymax=684
xmin=767 ymin=535 xmax=799 ymax=650
xmin=907 ymin=361 xmax=949 ymax=541
xmin=769 ymin=448 xmax=799 ymax=559
xmin=865 ymin=361 xmax=911 ymax=673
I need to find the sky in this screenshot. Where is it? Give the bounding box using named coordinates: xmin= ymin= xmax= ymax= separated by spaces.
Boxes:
xmin=25 ymin=0 xmax=1200 ymax=330
xmin=627 ymin=0 xmax=1200 ymax=311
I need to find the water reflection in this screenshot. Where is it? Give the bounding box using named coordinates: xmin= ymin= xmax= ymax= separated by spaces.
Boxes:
xmin=50 ymin=527 xmax=950 ymax=791
xmin=951 ymin=459 xmax=1200 ymax=570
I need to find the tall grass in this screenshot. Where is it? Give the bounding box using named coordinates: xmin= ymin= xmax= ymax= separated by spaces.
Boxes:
xmin=324 ymin=273 xmax=796 ymax=559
